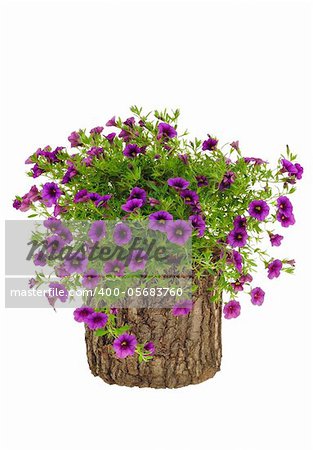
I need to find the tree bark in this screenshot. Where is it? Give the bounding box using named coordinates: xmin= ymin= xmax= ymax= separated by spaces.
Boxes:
xmin=85 ymin=276 xmax=222 ymax=388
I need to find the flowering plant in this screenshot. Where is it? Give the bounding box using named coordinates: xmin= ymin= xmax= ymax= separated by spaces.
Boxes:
xmin=13 ymin=106 xmax=303 ymax=361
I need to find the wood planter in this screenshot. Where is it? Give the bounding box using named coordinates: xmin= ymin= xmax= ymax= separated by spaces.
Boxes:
xmin=85 ymin=276 xmax=222 ymax=388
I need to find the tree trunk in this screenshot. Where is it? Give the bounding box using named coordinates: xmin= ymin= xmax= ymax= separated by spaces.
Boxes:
xmin=85 ymin=276 xmax=222 ymax=388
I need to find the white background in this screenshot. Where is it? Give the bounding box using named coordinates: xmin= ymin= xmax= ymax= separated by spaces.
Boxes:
xmin=1 ymin=1 xmax=312 ymax=449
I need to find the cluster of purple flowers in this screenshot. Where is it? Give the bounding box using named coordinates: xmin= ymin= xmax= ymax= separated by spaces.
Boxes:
xmin=281 ymin=158 xmax=303 ymax=182
xmin=227 ymin=215 xmax=248 ymax=248
xmin=13 ymin=185 xmax=41 ymax=212
xmin=121 ymin=186 xmax=147 ymax=212
xmin=276 ymin=196 xmax=295 ymax=228
xmin=73 ymin=189 xmax=111 ymax=208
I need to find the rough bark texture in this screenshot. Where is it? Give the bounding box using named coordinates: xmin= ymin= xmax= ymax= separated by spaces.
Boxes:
xmin=85 ymin=276 xmax=222 ymax=388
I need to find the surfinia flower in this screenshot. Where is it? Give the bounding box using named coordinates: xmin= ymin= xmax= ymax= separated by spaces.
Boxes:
xmin=180 ymin=189 xmax=199 ymax=205
xmin=172 ymin=299 xmax=193 ymax=316
xmin=202 ymin=135 xmax=218 ymax=151
xmin=68 ymin=131 xmax=81 ymax=147
xmin=223 ymin=300 xmax=241 ymax=319
xmin=90 ymin=126 xmax=104 ymax=135
xmin=196 ymin=175 xmax=209 ymax=187
xmin=231 ymin=279 xmax=245 ymax=292
xmin=128 ymin=250 xmax=148 ymax=272
xmin=64 ymin=252 xmax=88 ymax=274
xmin=74 ymin=189 xmax=90 ymax=203
xmin=73 ymin=306 xmax=94 ymax=323
xmin=248 ymin=200 xmax=270 ymax=221
xmin=82 ymin=269 xmax=100 ymax=289
xmin=123 ymin=117 xmax=136 ymax=127
xmin=189 ymin=214 xmax=206 ymax=237
xmin=232 ymin=250 xmax=243 ymax=272
xmin=149 ymin=210 xmax=173 ymax=232
xmin=106 ymin=116 xmax=117 ymax=127
xmin=85 ymin=312 xmax=108 ymax=330
xmin=128 ymin=187 xmax=147 ymax=204
xmin=31 ymin=163 xmax=45 ymax=178
xmin=227 ymin=228 xmax=248 ymax=248
xmin=269 ymin=233 xmax=284 ymax=247
xmin=230 ymin=140 xmax=239 ymax=150
xmin=41 ymin=182 xmax=62 ymax=206
xmin=49 ymin=282 xmax=69 ymax=302
xmin=167 ymin=177 xmax=190 ymax=190
xmin=33 ymin=251 xmax=47 ymax=266
xmin=113 ymin=223 xmax=132 ymax=245
xmin=244 ymin=157 xmax=267 ymax=165
xmin=88 ymin=220 xmax=106 ymax=242
xmin=277 ymin=211 xmax=296 ymax=227
xmin=121 ymin=198 xmax=143 ymax=212
xmin=45 ymin=235 xmax=65 ymax=254
xmin=218 ymin=171 xmax=236 ymax=191
xmin=166 ymin=220 xmax=193 ymax=245
xmin=250 ymin=287 xmax=265 ymax=306
xmin=56 ymin=226 xmax=73 ymax=244
xmin=104 ymin=259 xmax=125 ymax=277
xmin=267 ymin=259 xmax=283 ymax=279
xmin=157 ymin=122 xmax=177 ymax=140
xmin=144 ymin=341 xmax=155 ymax=356
xmin=113 ymin=333 xmax=137 ymax=358
xmin=178 ymin=153 xmax=189 ymax=164
xmin=281 ymin=159 xmax=303 ymax=180
xmin=233 ymin=215 xmax=247 ymax=229
xmin=43 ymin=217 xmax=63 ymax=233
xmin=62 ymin=162 xmax=77 ymax=184
xmin=105 ymin=132 xmax=116 ymax=143
xmin=123 ymin=143 xmax=143 ymax=158
xmin=95 ymin=194 xmax=112 ymax=208
xmin=277 ymin=196 xmax=293 ymax=215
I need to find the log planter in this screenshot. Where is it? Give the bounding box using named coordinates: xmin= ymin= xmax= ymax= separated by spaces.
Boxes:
xmin=85 ymin=276 xmax=222 ymax=388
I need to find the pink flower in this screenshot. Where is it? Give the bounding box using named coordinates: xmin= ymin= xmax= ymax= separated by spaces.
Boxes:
xmin=223 ymin=300 xmax=241 ymax=319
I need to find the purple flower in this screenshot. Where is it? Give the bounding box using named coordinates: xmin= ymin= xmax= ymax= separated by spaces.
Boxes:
xmin=267 ymin=259 xmax=283 ymax=279
xmin=53 ymin=203 xmax=68 ymax=217
xmin=233 ymin=250 xmax=243 ymax=272
xmin=74 ymin=189 xmax=90 ymax=203
xmin=88 ymin=221 xmax=106 ymax=242
xmin=223 ymin=300 xmax=241 ymax=319
xmin=269 ymin=233 xmax=284 ymax=247
xmin=28 ymin=278 xmax=37 ymax=288
xmin=227 ymin=228 xmax=248 ymax=248
xmin=113 ymin=333 xmax=137 ymax=358
xmin=64 ymin=252 xmax=88 ymax=274
xmin=277 ymin=211 xmax=296 ymax=227
xmin=13 ymin=199 xmax=22 ymax=210
xmin=281 ymin=158 xmax=297 ymax=174
xmin=128 ymin=250 xmax=148 ymax=272
xmin=43 ymin=217 xmax=62 ymax=233
xmin=157 ymin=122 xmax=177 ymax=140
xmin=26 ymin=185 xmax=40 ymax=202
xmin=230 ymin=141 xmax=239 ymax=150
xmin=294 ymin=163 xmax=304 ymax=180
xmin=85 ymin=312 xmax=108 ymax=330
xmin=33 ymin=251 xmax=46 ymax=266
xmin=68 ymin=131 xmax=81 ymax=147
xmin=41 ymin=182 xmax=62 ymax=206
xmin=149 ymin=210 xmax=173 ymax=232
xmin=180 ymin=189 xmax=199 ymax=205
xmin=244 ymin=157 xmax=267 ymax=165
xmin=56 ymin=226 xmax=73 ymax=244
xmin=196 ymin=175 xmax=208 ymax=187
xmin=121 ymin=198 xmax=143 ymax=212
xmin=104 ymin=259 xmax=125 ymax=277
xmin=166 ymin=220 xmax=192 ymax=245
xmin=123 ymin=144 xmax=142 ymax=158
xmin=218 ymin=171 xmax=236 ymax=191
xmin=231 ymin=280 xmax=244 ymax=292
xmin=167 ymin=177 xmax=190 ymax=190
xmin=106 ymin=116 xmax=117 ymax=127
xmin=202 ymin=136 xmax=218 ymax=151
xmin=62 ymin=163 xmax=77 ymax=184
xmin=73 ymin=306 xmax=94 ymax=323
xmin=95 ymin=194 xmax=112 ymax=208
xmin=55 ymin=264 xmax=70 ymax=278
xmin=45 ymin=235 xmax=65 ymax=254
xmin=277 ymin=196 xmax=293 ymax=215
xmin=90 ymin=126 xmax=104 ymax=135
xmin=172 ymin=299 xmax=193 ymax=316
xmin=49 ymin=282 xmax=68 ymax=302
xmin=113 ymin=223 xmax=132 ymax=245
xmin=82 ymin=269 xmax=100 ymax=289
xmin=240 ymin=273 xmax=253 ymax=283
xmin=128 ymin=187 xmax=147 ymax=204
xmin=105 ymin=132 xmax=116 ymax=143
xmin=250 ymin=287 xmax=265 ymax=306
xmin=178 ymin=153 xmax=189 ymax=165
xmin=31 ymin=163 xmax=45 ymax=178
xmin=123 ymin=117 xmax=136 ymax=127
xmin=189 ymin=214 xmax=206 ymax=237
xmin=144 ymin=341 xmax=155 ymax=356
xmin=248 ymin=200 xmax=270 ymax=221
xmin=233 ymin=215 xmax=247 ymax=229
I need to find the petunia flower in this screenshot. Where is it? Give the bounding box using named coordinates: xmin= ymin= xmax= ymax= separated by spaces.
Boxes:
xmin=41 ymin=182 xmax=62 ymax=207
xmin=121 ymin=198 xmax=143 ymax=212
xmin=277 ymin=196 xmax=293 ymax=215
xmin=106 ymin=116 xmax=117 ymax=127
xmin=144 ymin=341 xmax=155 ymax=356
xmin=248 ymin=200 xmax=270 ymax=221
xmin=167 ymin=177 xmax=190 ymax=190
xmin=73 ymin=306 xmax=94 ymax=323
xmin=128 ymin=187 xmax=147 ymax=204
xmin=88 ymin=220 xmax=106 ymax=242
xmin=104 ymin=259 xmax=125 ymax=277
xmin=269 ymin=233 xmax=284 ymax=247
xmin=180 ymin=189 xmax=199 ymax=205
xmin=196 ymin=175 xmax=208 ymax=187
xmin=113 ymin=223 xmax=132 ymax=245
xmin=85 ymin=312 xmax=108 ymax=330
xmin=227 ymin=228 xmax=248 ymax=248
xmin=123 ymin=144 xmax=143 ymax=158
xmin=233 ymin=215 xmax=247 ymax=229
xmin=68 ymin=131 xmax=81 ymax=147
xmin=223 ymin=300 xmax=241 ymax=319
xmin=166 ymin=220 xmax=192 ymax=245
xmin=128 ymin=250 xmax=148 ymax=272
xmin=149 ymin=210 xmax=173 ymax=232
xmin=90 ymin=126 xmax=104 ymax=135
xmin=105 ymin=132 xmax=116 ymax=143
xmin=74 ymin=189 xmax=90 ymax=203
xmin=113 ymin=333 xmax=137 ymax=358
xmin=267 ymin=259 xmax=283 ymax=279
xmin=64 ymin=252 xmax=88 ymax=274
xmin=82 ymin=269 xmax=100 ymax=289
xmin=33 ymin=251 xmax=47 ymax=267
xmin=178 ymin=153 xmax=189 ymax=165
xmin=202 ymin=135 xmax=218 ymax=151
xmin=189 ymin=214 xmax=206 ymax=237
xmin=172 ymin=299 xmax=193 ymax=316
xmin=277 ymin=211 xmax=295 ymax=227
xmin=49 ymin=282 xmax=68 ymax=302
xmin=157 ymin=122 xmax=177 ymax=140
xmin=250 ymin=287 xmax=265 ymax=305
